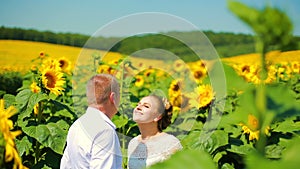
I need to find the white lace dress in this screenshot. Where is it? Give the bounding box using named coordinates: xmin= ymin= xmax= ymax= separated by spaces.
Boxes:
xmin=127 ymin=133 xmax=182 ymax=169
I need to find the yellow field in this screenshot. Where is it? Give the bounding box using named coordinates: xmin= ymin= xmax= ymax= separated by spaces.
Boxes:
xmin=0 ymin=40 xmax=167 ymax=73
xmin=222 ymin=50 xmax=300 ymax=64
xmin=1 ymin=40 xmax=300 ymax=73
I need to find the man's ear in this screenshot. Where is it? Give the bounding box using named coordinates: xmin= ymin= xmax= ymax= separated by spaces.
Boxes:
xmin=109 ymin=92 xmax=116 ymax=105
xmin=154 ymin=115 xmax=162 ymax=122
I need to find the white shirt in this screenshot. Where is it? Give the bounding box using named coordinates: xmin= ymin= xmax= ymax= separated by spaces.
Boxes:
xmin=60 ymin=107 xmax=122 ymax=169
xmin=127 ymin=133 xmax=182 ymax=169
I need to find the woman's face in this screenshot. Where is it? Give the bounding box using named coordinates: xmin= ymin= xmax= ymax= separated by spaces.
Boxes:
xmin=133 ymin=96 xmax=161 ymax=123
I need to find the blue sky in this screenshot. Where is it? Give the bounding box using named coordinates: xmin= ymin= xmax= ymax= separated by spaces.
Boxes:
xmin=0 ymin=0 xmax=299 ymax=36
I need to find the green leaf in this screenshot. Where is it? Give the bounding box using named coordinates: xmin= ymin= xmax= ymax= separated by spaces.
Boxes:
xmin=3 ymin=94 xmax=16 ymax=106
xmin=0 ymin=132 xmax=5 ymax=164
xmin=222 ymin=63 xmax=250 ymax=92
xmin=27 ymin=92 xmax=48 ymax=112
xmin=227 ymin=0 xmax=259 ymax=27
xmin=273 ymin=119 xmax=300 ymax=133
xmin=182 ymin=130 xmax=228 ymax=155
xmin=266 ymin=84 xmax=300 ymax=118
xmin=228 ymin=144 xmax=255 ymax=155
xmin=112 ymin=115 xmax=129 ymax=128
xmin=17 ymin=91 xmax=48 ymax=127
xmin=245 ymin=138 xmax=300 ymax=169
xmin=15 ymin=89 xmax=32 ymax=110
xmin=246 ymin=139 xmax=300 ymax=169
xmin=265 ymin=144 xmax=284 ymax=159
xmin=15 ymin=136 xmax=32 ymax=156
xmin=181 ymin=130 xmax=201 ymax=149
xmin=281 ymin=137 xmax=300 ymax=165
xmin=22 ymin=120 xmax=68 ymax=154
xmin=221 ymin=163 xmax=235 ymax=169
xmin=199 ymin=130 xmax=229 ymax=154
xmin=228 ymin=0 xmax=293 ymax=48
xmin=51 ymin=100 xmax=76 ymax=119
xmin=149 ymin=149 xmax=217 ymax=169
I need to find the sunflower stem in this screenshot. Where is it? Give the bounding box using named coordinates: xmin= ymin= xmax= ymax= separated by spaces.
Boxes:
xmin=120 ymin=59 xmax=127 ymax=168
xmin=35 ymin=101 xmax=43 ymax=163
xmin=255 ymin=40 xmax=267 ymax=155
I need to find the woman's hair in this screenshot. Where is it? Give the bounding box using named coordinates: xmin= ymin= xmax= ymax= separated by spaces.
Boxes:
xmin=149 ymin=94 xmax=173 ymax=132
xmin=86 ymin=74 xmax=119 ymax=105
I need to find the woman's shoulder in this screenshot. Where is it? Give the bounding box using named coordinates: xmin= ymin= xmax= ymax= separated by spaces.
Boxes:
xmin=128 ymin=135 xmax=140 ymax=146
xmin=161 ymin=133 xmax=180 ymax=142
xmin=161 ymin=133 xmax=182 ymax=150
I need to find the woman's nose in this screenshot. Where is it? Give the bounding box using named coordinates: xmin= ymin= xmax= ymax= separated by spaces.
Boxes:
xmin=136 ymin=105 xmax=142 ymax=111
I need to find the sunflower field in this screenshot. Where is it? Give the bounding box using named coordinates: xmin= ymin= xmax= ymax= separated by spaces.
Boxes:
xmin=1 ymin=1 xmax=300 ymax=169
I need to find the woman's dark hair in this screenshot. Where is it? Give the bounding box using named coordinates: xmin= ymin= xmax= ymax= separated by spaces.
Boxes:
xmin=149 ymin=95 xmax=173 ymax=132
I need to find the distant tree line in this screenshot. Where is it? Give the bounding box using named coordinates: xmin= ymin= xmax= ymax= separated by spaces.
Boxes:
xmin=1 ymin=26 xmax=299 ymax=60
xmin=0 ymin=26 xmax=89 ymax=47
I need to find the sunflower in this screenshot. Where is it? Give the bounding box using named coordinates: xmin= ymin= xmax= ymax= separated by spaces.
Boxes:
xmin=239 ymin=114 xmax=270 ymax=141
xmin=30 ymin=82 xmax=41 ymax=93
xmin=40 ymin=58 xmax=61 ymax=71
xmin=58 ymin=57 xmax=72 ymax=74
xmin=291 ymin=61 xmax=300 ymax=73
xmin=39 ymin=51 xmax=45 ymax=58
xmin=108 ymin=59 xmax=120 ymax=65
xmin=0 ymin=99 xmax=27 ymax=169
xmin=169 ymin=93 xmax=189 ymax=110
xmin=41 ymin=68 xmax=65 ymax=96
xmin=168 ymin=79 xmax=182 ymax=94
xmin=33 ymin=104 xmax=39 ymax=115
xmin=134 ymin=75 xmax=144 ymax=87
xmin=173 ymin=59 xmax=186 ymax=72
xmin=0 ymin=99 xmax=16 ymax=134
xmin=97 ymin=64 xmax=115 ymax=75
xmin=189 ymin=84 xmax=214 ymax=109
xmin=144 ymin=69 xmax=155 ymax=77
xmin=168 ymin=79 xmax=189 ymax=109
xmin=191 ymin=67 xmax=207 ymax=84
xmin=30 ymin=65 xmax=38 ymax=72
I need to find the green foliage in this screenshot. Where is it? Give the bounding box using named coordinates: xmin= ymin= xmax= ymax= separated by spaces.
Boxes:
xmin=0 ymin=55 xmax=77 ymax=168
xmin=228 ymin=0 xmax=294 ymax=51
xmin=12 ymin=86 xmax=76 ymax=167
xmin=0 ymin=26 xmax=89 ymax=47
xmin=150 ymin=149 xmax=217 ymax=169
xmin=0 ymin=71 xmax=23 ymax=98
xmin=0 ymin=132 xmax=5 ymax=169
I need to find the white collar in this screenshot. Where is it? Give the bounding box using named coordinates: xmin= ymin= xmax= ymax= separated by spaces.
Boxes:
xmin=87 ymin=107 xmax=116 ymax=129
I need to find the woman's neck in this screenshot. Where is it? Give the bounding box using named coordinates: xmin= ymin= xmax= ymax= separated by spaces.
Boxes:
xmin=138 ymin=122 xmax=161 ymax=140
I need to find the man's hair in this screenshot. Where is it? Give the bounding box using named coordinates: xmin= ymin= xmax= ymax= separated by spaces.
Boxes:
xmin=86 ymin=74 xmax=120 ymax=105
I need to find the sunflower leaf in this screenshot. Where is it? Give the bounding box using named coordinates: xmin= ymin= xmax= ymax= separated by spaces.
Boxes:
xmin=22 ymin=120 xmax=68 ymax=154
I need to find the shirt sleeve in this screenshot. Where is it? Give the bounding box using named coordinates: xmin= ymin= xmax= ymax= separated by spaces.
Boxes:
xmin=89 ymin=129 xmax=122 ymax=169
xmin=60 ymin=147 xmax=71 ymax=169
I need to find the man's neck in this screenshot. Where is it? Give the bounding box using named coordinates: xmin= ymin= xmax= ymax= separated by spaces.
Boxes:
xmin=90 ymin=103 xmax=115 ymax=119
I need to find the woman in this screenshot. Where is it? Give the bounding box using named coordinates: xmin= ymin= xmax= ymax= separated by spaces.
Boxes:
xmin=127 ymin=94 xmax=182 ymax=169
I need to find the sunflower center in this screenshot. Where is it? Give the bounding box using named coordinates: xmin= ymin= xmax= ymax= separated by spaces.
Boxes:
xmin=242 ymin=65 xmax=250 ymax=73
xmin=248 ymin=115 xmax=259 ymax=130
xmin=59 ymin=60 xmax=67 ymax=69
xmin=45 ymin=72 xmax=56 ymax=88
xmin=194 ymin=70 xmax=204 ymax=79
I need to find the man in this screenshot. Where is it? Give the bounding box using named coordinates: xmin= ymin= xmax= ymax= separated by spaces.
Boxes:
xmin=61 ymin=74 xmax=122 ymax=169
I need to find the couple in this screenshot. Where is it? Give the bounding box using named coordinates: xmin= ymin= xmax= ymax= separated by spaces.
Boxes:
xmin=60 ymin=74 xmax=182 ymax=169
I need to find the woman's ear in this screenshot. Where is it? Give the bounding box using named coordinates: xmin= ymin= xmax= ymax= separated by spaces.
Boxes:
xmin=154 ymin=115 xmax=162 ymax=122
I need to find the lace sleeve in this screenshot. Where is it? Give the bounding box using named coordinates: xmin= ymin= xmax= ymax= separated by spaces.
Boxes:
xmin=168 ymin=140 xmax=183 ymax=155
